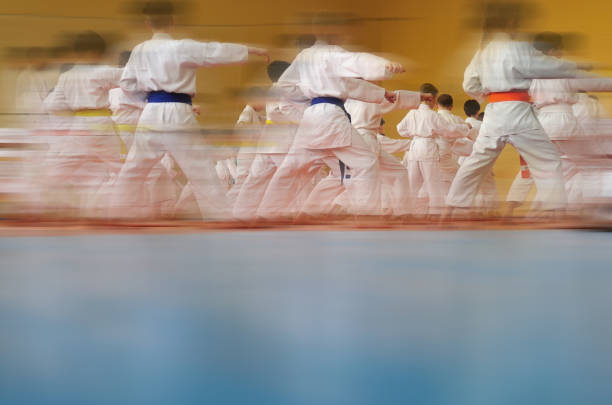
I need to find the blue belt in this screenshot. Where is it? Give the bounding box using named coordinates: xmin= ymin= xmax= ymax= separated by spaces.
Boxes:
xmin=311 ymin=97 xmax=351 ymax=184
xmin=311 ymin=97 xmax=351 ymax=121
xmin=147 ymin=91 xmax=192 ymax=105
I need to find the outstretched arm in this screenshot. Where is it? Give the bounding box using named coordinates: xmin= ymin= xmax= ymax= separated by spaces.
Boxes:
xmin=330 ymin=50 xmax=404 ymax=81
xmin=180 ymin=40 xmax=268 ymax=67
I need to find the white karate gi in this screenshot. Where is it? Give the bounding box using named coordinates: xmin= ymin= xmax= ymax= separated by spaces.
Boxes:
xmin=397 ymin=104 xmax=470 ymax=214
xmin=256 ymin=41 xmax=393 ymax=218
xmin=108 ymin=87 xmax=146 ymax=152
xmin=506 ymin=77 xmax=612 ymax=207
xmin=43 ymin=64 xmax=123 ymax=214
xmin=225 ymin=104 xmax=266 ymax=204
xmin=436 ymin=108 xmax=469 ymax=195
xmin=232 ymin=89 xmax=306 ymax=220
xmin=108 ymin=33 xmax=249 ymax=219
xmin=447 ymin=33 xmax=580 ymax=210
xmin=343 ymin=90 xmax=421 ymax=215
xmin=108 ymin=86 xmax=185 ymax=216
xmin=459 ymin=117 xmax=498 ymax=211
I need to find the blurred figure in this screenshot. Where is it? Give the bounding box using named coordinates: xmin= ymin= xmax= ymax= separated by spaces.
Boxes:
xmin=457 ymin=100 xmax=498 ymax=214
xmin=42 ymin=31 xmax=123 ymax=217
xmin=108 ymin=50 xmax=184 ymax=217
xmin=108 ymin=0 xmax=268 ymax=220
xmin=233 ymin=61 xmax=310 ymax=220
xmin=446 ymin=1 xmax=588 ymax=217
xmin=256 ymin=12 xmax=405 ymax=219
xmin=397 ymin=83 xmax=470 ymax=216
xmin=436 ymin=93 xmax=472 ymax=198
xmin=343 ymin=88 xmax=426 ymax=216
xmin=504 ymin=32 xmax=612 ymax=216
xmin=15 ymin=47 xmax=59 ymax=125
xmin=224 ymin=88 xmax=268 ymax=204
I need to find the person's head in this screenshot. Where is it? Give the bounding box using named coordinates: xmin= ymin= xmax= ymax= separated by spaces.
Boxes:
xmin=295 ymin=34 xmax=316 ymax=50
xmin=437 ymin=94 xmax=453 ymax=110
xmin=25 ymin=47 xmax=47 ymax=69
xmin=143 ymin=1 xmax=174 ymax=31
xmin=464 ymin=99 xmax=480 ymax=117
xmin=480 ymin=1 xmax=528 ymax=46
xmin=310 ymin=12 xmax=354 ymax=45
xmin=419 ymin=83 xmax=438 ymax=108
xmin=477 ymin=111 xmax=485 ymax=121
xmin=533 ymin=32 xmax=563 ymax=57
xmin=267 ymin=60 xmax=291 ymax=83
xmin=118 ymin=50 xmax=131 ymax=67
xmin=73 ymin=31 xmax=106 ymax=60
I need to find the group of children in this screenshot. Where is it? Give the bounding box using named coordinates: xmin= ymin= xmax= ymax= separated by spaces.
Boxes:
xmin=7 ymin=2 xmax=612 ymax=221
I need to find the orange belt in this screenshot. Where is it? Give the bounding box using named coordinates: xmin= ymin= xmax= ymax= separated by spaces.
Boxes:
xmin=519 ymin=155 xmax=531 ymax=179
xmin=489 ymin=91 xmax=531 ymax=103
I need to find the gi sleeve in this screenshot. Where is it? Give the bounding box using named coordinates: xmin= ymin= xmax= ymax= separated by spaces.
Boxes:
xmin=119 ymin=49 xmax=139 ymax=93
xmin=276 ymin=61 xmax=309 ymax=103
xmin=179 ymin=40 xmax=249 ymax=67
xmin=381 ymin=90 xmax=421 ymax=113
xmin=328 ymin=51 xmax=391 ymax=81
xmin=396 ymin=112 xmax=416 ymax=138
xmin=343 ymin=78 xmax=386 ymax=104
xmin=43 ymin=74 xmax=70 ymax=113
xmin=520 ymin=43 xmax=578 ymax=79
xmin=568 ymin=77 xmax=612 ymax=93
xmin=463 ymin=50 xmax=486 ymax=101
xmin=378 ymin=135 xmax=412 ymax=154
xmin=433 ymin=113 xmax=470 ymax=139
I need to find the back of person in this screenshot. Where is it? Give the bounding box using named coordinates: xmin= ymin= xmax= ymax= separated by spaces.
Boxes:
xmin=400 ymin=105 xmax=444 ymax=162
xmin=465 ymin=35 xmax=577 ymax=136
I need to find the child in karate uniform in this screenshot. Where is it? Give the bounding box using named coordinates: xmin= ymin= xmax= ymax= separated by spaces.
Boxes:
xmin=108 ymin=1 xmax=268 ymax=219
xmin=256 ymin=13 xmax=405 ymax=219
xmin=446 ymin=2 xmax=588 ymax=217
xmin=397 ymin=83 xmax=470 ymax=215
xmin=43 ymin=31 xmax=123 ymax=216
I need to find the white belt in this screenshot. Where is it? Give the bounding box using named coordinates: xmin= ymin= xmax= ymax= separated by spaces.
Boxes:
xmin=412 ymin=136 xmax=436 ymax=143
xmin=537 ymin=103 xmax=574 ymax=114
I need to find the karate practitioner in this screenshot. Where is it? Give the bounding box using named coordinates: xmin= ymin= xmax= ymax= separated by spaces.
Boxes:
xmin=43 ymin=31 xmax=123 ymax=216
xmin=233 ymin=60 xmax=308 ymax=220
xmin=504 ymin=32 xmax=612 ymax=216
xmin=435 ymin=94 xmax=472 ymax=197
xmin=344 ymin=89 xmax=426 ymax=216
xmin=256 ymin=13 xmax=405 ymax=219
xmin=464 ymin=99 xmax=482 ymax=134
xmin=108 ymin=1 xmax=268 ymax=219
xmin=397 ymin=83 xmax=470 ymax=215
xmin=445 ymin=2 xmax=589 ymax=217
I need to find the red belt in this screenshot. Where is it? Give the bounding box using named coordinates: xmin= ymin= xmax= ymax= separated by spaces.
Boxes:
xmin=489 ymin=91 xmax=531 ymax=103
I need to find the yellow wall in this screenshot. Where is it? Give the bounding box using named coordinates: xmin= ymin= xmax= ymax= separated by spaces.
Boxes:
xmin=2 ymin=0 xmax=612 ymax=204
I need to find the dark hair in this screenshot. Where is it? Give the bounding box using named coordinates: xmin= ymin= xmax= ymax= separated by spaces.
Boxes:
xmin=380 ymin=118 xmax=385 ymax=126
xmin=481 ymin=1 xmax=527 ymax=46
xmin=437 ymin=94 xmax=453 ymax=108
xmin=533 ymin=32 xmax=563 ymax=54
xmin=477 ymin=112 xmax=485 ymax=121
xmin=118 ymin=51 xmax=131 ymax=67
xmin=419 ymin=83 xmax=438 ymax=97
xmin=464 ymin=99 xmax=481 ymax=116
xmin=143 ymin=1 xmax=174 ymax=29
xmin=295 ymin=34 xmax=316 ymax=50
xmin=267 ymin=60 xmax=291 ymax=83
xmin=73 ymin=31 xmax=106 ymax=55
